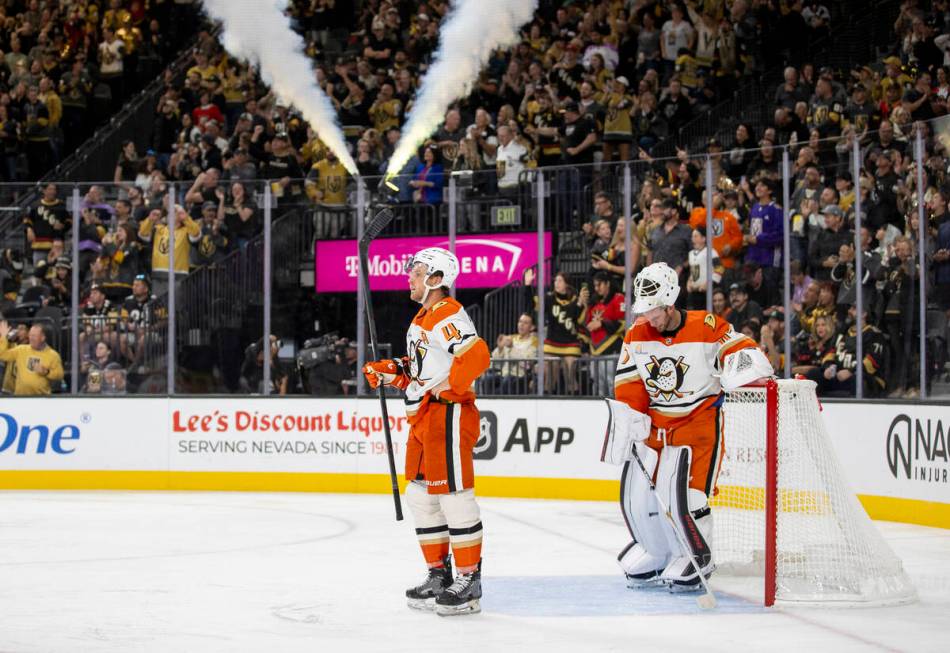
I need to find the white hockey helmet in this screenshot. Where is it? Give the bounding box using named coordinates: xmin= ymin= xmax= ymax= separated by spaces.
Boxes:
xmin=632 ymin=262 xmax=680 ymax=314
xmin=405 ymin=247 xmax=460 ymax=289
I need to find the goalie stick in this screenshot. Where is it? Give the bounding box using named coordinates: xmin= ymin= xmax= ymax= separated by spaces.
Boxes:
xmin=359 ymin=207 xmax=403 ymax=521
xmin=628 ymin=444 xmax=717 ymax=609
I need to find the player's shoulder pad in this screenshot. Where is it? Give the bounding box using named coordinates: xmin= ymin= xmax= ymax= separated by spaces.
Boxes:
xmin=422 ymin=296 xmax=463 ymax=329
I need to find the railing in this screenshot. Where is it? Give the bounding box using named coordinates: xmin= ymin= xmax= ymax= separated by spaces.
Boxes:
xmin=475 ymin=355 xmax=619 ymax=397
xmin=3 ymin=112 xmax=949 ymax=399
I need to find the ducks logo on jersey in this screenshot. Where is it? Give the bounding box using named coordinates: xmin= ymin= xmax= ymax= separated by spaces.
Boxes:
xmin=644 ymin=355 xmax=692 ymax=401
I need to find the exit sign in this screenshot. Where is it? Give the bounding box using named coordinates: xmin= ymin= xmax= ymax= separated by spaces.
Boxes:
xmin=491 ymin=205 xmax=521 ymax=227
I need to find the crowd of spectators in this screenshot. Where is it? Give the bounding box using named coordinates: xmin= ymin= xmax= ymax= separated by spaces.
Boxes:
xmin=496 ymin=0 xmax=950 ymax=399
xmin=0 ymin=0 xmax=201 ymax=184
xmin=6 ymin=0 xmax=950 ymax=399
xmin=83 ymin=0 xmax=841 ymax=218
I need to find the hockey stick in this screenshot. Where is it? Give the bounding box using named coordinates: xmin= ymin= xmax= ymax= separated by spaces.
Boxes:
xmin=359 ymin=207 xmax=403 ymax=521
xmin=628 ymin=445 xmax=716 ymax=609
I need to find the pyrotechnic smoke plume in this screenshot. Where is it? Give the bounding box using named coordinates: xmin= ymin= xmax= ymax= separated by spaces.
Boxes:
xmin=202 ymin=0 xmax=358 ymax=175
xmin=385 ymin=0 xmax=537 ymax=177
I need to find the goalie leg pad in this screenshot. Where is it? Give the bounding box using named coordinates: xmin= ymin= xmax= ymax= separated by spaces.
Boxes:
xmin=438 ymin=489 xmax=483 ymax=570
xmin=618 ymin=443 xmax=672 ymax=583
xmin=407 ymin=481 xmax=450 ymax=567
xmin=655 ymin=446 xmax=715 ymax=589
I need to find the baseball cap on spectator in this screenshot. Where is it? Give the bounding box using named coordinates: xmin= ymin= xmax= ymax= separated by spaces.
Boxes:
xmin=707 ymin=137 xmax=722 ymax=151
xmin=729 ymin=281 xmax=748 ymax=295
xmin=134 ymin=273 xmax=150 ymax=288
xmin=275 ymin=99 xmax=288 ymax=109
xmin=883 ymin=55 xmax=902 ymax=67
xmin=238 ymin=112 xmax=253 ymax=122
xmin=615 ymin=76 xmax=630 ymax=87
xmin=766 ymin=309 xmax=784 ymax=322
xmin=821 ymin=204 xmax=844 ymax=217
xmin=55 ymin=257 xmax=72 ymax=270
xmin=89 ymin=282 xmax=103 ymax=293
xmin=202 ymin=201 xmax=217 ymax=212
xmin=560 ymin=99 xmax=579 ymax=114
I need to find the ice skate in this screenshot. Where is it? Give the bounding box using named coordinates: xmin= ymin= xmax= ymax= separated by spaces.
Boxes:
xmin=406 ymin=556 xmax=453 ymax=611
xmin=435 ymin=564 xmax=482 ymax=616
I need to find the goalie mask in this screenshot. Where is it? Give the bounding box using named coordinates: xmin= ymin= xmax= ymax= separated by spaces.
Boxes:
xmin=405 ymin=247 xmax=459 ymax=303
xmin=633 ymin=263 xmax=680 ymax=314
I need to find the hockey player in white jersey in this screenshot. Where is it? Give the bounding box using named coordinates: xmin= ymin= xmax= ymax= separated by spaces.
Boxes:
xmin=363 ymin=247 xmax=491 ymax=615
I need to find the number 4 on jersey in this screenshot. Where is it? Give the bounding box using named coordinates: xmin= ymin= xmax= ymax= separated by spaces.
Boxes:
xmin=442 ymin=323 xmax=462 ymax=342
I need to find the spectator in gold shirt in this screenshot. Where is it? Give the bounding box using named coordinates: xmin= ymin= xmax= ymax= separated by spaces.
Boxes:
xmin=138 ymin=204 xmax=201 ymax=297
xmin=0 ymin=321 xmax=64 ymax=395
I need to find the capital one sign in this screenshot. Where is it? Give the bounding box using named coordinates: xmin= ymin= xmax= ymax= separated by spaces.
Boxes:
xmin=315 ymin=233 xmax=552 ymax=293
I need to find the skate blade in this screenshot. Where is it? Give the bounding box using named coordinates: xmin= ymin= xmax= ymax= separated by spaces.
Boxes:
xmin=407 ymin=597 xmax=437 ymax=611
xmin=625 ymin=572 xmax=664 ymax=590
xmin=663 ymin=567 xmax=716 ymax=594
xmin=435 ymin=599 xmax=481 ymax=616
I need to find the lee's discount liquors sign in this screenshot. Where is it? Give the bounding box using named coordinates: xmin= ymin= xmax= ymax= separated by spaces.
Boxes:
xmin=314 ymin=232 xmax=551 ymax=293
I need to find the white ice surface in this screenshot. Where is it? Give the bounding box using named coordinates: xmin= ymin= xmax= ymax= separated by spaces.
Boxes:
xmin=0 ymin=491 xmax=946 ymax=653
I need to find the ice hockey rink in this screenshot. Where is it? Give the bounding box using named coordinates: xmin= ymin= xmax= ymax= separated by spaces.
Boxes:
xmin=0 ymin=491 xmax=946 ymax=653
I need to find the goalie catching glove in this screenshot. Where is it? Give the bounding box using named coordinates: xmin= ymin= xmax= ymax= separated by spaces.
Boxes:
xmin=720 ymin=347 xmax=773 ymax=391
xmin=363 ymin=357 xmax=411 ymax=390
xmin=601 ymin=399 xmax=652 ymax=465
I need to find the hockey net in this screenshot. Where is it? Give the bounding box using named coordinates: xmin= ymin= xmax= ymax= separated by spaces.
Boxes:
xmin=711 ymin=379 xmax=916 ymax=606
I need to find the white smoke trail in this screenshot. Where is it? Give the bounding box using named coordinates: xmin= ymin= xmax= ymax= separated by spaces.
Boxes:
xmin=385 ymin=0 xmax=537 ymax=177
xmin=202 ymin=0 xmax=358 ymax=175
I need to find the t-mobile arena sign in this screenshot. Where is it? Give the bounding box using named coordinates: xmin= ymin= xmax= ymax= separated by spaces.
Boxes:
xmin=315 ymin=232 xmax=552 ymax=293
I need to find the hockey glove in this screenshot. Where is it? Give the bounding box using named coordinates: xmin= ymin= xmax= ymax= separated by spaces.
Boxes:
xmin=363 ymin=357 xmax=411 ymax=390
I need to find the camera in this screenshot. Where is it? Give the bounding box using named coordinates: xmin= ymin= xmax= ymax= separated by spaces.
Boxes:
xmin=297 ymin=332 xmax=347 ymax=369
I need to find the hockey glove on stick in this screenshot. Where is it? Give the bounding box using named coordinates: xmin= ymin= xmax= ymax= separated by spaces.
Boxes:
xmin=362 ymin=357 xmax=411 ymax=390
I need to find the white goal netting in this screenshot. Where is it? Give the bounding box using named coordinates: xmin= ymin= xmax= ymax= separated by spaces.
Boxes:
xmin=712 ymin=379 xmax=917 ymax=606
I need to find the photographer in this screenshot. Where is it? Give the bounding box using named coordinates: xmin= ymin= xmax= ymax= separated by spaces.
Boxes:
xmin=240 ymin=335 xmax=288 ymax=395
xmin=298 ymin=333 xmax=356 ymax=396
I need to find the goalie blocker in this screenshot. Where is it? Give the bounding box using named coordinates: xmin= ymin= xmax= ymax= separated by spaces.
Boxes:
xmin=607 ymin=263 xmax=773 ymax=591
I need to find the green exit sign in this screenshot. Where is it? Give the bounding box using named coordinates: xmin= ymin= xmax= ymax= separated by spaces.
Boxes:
xmin=491 ymin=205 xmax=521 ymax=227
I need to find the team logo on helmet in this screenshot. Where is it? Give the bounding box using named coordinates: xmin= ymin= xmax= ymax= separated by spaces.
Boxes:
xmin=644 ymin=355 xmax=692 ymax=401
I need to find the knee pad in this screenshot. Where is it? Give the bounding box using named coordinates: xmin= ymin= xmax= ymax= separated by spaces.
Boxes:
xmin=407 ymin=480 xmax=446 ymax=529
xmin=619 ymin=443 xmax=671 ymax=560
xmin=438 ymin=489 xmax=481 ymax=530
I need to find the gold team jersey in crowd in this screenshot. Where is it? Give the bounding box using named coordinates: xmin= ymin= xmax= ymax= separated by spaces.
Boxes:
xmin=0 ymin=341 xmax=64 ymax=395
